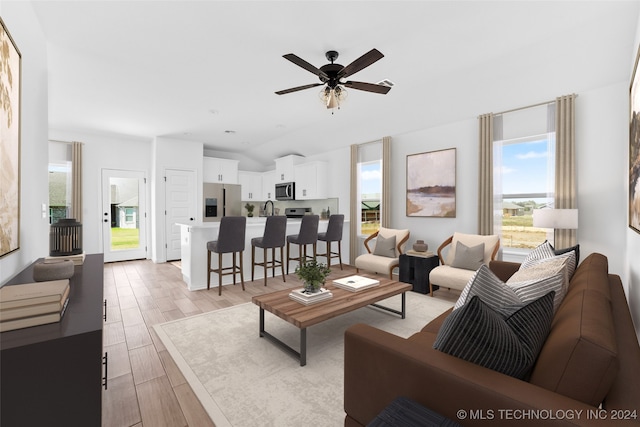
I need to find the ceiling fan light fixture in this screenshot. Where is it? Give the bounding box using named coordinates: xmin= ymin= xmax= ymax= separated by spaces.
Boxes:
xmin=319 ymin=86 xmax=347 ymax=110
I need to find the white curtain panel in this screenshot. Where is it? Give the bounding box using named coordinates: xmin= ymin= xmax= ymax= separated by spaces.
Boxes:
xmin=554 ymin=94 xmax=577 ymax=248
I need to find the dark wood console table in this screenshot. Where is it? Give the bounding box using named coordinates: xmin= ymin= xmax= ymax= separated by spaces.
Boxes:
xmin=1 ymin=253 xmax=105 ymax=427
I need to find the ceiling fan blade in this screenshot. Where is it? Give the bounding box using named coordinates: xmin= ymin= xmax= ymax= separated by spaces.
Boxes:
xmin=338 ymin=49 xmax=385 ymax=79
xmin=275 ymin=83 xmax=323 ymax=95
xmin=282 ymin=54 xmax=329 ymax=80
xmin=343 ymin=81 xmax=391 ymax=94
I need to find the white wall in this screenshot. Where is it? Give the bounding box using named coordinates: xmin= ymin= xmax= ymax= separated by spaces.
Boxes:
xmin=627 ymin=10 xmax=640 ymax=340
xmin=386 ymin=83 xmax=628 ymax=279
xmin=49 ymin=130 xmax=153 ymax=256
xmin=0 ymin=2 xmax=50 ymax=285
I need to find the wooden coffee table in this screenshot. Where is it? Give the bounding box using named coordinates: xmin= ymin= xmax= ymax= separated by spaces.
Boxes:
xmin=251 ymin=276 xmax=412 ymax=366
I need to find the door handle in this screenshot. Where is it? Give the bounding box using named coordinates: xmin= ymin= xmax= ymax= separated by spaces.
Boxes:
xmin=104 ymin=219 xmax=108 ymax=223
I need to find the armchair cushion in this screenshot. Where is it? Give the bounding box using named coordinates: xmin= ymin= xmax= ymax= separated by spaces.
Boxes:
xmin=433 ymin=291 xmax=554 ymax=379
xmin=449 ymin=242 xmax=484 ymax=271
xmin=445 ymin=233 xmax=499 ymax=266
xmin=373 ymin=234 xmax=397 ymax=258
xmin=377 ymin=227 xmax=410 ymax=257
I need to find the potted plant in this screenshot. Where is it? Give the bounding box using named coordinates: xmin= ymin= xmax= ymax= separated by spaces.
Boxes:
xmin=245 ymin=203 xmax=255 ymax=217
xmin=295 ymin=259 xmax=331 ymax=294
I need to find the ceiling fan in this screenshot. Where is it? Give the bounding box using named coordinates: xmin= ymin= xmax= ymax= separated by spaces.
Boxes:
xmin=275 ymin=49 xmax=391 ymax=109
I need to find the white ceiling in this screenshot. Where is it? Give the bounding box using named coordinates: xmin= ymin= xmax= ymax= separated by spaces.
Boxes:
xmin=31 ymin=1 xmax=640 ymax=168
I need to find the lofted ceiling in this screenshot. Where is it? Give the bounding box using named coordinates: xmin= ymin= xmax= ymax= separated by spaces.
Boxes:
xmin=30 ymin=1 xmax=640 ymax=169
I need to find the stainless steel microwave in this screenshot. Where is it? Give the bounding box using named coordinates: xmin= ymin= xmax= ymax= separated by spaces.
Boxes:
xmin=275 ymin=182 xmax=295 ymax=200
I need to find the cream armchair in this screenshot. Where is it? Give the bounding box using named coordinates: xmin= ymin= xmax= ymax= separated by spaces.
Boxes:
xmin=428 ymin=232 xmax=500 ymax=296
xmin=355 ymin=227 xmax=410 ymax=279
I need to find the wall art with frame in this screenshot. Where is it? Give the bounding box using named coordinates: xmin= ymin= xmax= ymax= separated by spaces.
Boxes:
xmin=406 ymin=148 xmax=456 ymax=218
xmin=630 ymin=44 xmax=640 ymax=234
xmin=0 ymin=17 xmax=21 ymax=257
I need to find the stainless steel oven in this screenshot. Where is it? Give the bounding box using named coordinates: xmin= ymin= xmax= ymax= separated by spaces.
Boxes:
xmin=275 ymin=182 xmax=295 ymax=200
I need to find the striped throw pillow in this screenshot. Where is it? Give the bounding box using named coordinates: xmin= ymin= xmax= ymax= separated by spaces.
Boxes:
xmin=433 ymin=292 xmax=555 ymax=379
xmin=454 ymin=265 xmax=525 ymax=316
xmin=507 ymin=255 xmax=569 ymax=313
xmin=521 ymin=241 xmax=577 ymax=278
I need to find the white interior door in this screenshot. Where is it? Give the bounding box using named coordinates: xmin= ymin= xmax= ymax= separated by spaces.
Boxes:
xmin=165 ymin=169 xmax=197 ymax=261
xmin=102 ymin=169 xmax=147 ymax=262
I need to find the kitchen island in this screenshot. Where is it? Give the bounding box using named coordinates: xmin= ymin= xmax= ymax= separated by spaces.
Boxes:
xmin=177 ymin=217 xmax=350 ymax=291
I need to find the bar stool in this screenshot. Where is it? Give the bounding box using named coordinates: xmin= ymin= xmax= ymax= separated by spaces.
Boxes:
xmin=317 ymin=214 xmax=344 ymax=270
xmin=251 ymin=215 xmax=287 ymax=286
xmin=206 ymin=216 xmax=246 ymax=296
xmin=286 ymin=215 xmax=319 ymax=274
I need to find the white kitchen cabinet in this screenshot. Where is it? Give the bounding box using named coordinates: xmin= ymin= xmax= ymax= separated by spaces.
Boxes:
xmin=294 ymin=161 xmax=327 ymax=200
xmin=274 ymin=154 xmax=304 ymax=182
xmin=261 ymin=170 xmax=276 ymax=200
xmin=238 ymin=171 xmax=262 ymax=201
xmin=203 ymin=157 xmax=239 ymax=184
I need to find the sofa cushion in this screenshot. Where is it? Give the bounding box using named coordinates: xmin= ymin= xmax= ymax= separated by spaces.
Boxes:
xmin=373 ymin=234 xmax=396 ymax=258
xmin=450 ymin=242 xmax=484 ymax=271
xmin=506 ymin=255 xmax=570 ymax=313
xmin=445 ymin=233 xmax=499 ymax=266
xmin=565 ymin=252 xmax=611 ymax=301
xmin=433 ymin=292 xmax=554 ymax=379
xmin=529 ymin=289 xmax=618 ymax=406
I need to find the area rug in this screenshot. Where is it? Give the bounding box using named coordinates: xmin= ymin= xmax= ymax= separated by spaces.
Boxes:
xmin=154 ymin=292 xmax=454 ymax=427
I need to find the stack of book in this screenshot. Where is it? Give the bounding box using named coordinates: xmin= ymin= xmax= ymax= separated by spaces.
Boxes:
xmin=333 ymin=275 xmax=380 ymax=292
xmin=44 ymin=252 xmax=86 ymax=265
xmin=289 ymin=288 xmax=333 ymax=305
xmin=0 ymin=279 xmax=70 ymax=332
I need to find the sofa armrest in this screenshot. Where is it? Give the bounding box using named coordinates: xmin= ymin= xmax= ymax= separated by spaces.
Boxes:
xmin=344 ymin=324 xmax=623 ymax=427
xmin=489 ymin=260 xmax=521 ymax=282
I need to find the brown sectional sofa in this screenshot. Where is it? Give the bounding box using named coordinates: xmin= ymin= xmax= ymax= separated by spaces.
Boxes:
xmin=344 ymin=253 xmax=640 ymax=426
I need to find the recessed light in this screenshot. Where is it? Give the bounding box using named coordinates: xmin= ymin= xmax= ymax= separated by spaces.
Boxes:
xmin=209 ymin=109 xmax=219 ymax=115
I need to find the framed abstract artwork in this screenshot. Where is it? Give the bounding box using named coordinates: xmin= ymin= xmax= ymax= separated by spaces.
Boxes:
xmin=406 ymin=148 xmax=456 ymax=218
xmin=0 ymin=17 xmax=21 ymax=257
xmin=630 ymin=44 xmax=640 ymax=234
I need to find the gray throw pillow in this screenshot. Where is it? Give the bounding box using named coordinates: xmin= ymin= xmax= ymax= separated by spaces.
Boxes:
xmin=373 ymin=234 xmax=396 ymax=258
xmin=433 ymin=291 xmax=555 ymax=379
xmin=450 ymin=242 xmax=485 ymax=271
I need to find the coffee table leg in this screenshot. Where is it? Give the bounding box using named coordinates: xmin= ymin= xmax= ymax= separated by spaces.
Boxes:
xmin=370 ymin=291 xmax=407 ymax=319
xmin=258 ymin=307 xmax=307 ymax=366
xmin=300 ymin=328 xmax=307 ymax=366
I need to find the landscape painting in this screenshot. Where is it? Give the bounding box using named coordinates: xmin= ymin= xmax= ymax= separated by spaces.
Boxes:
xmin=631 ymin=44 xmax=640 ymax=234
xmin=406 ymin=148 xmax=456 ymax=217
xmin=0 ymin=18 xmax=21 ymax=257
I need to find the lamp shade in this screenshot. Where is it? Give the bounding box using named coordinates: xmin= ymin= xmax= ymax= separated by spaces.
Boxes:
xmin=532 ymin=209 xmax=578 ymax=229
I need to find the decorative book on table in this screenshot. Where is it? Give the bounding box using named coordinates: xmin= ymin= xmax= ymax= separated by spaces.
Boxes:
xmin=333 ymin=275 xmax=380 ymax=292
xmin=0 ymin=279 xmax=71 ymax=332
xmin=0 ymin=279 xmax=70 ymax=310
xmin=0 ymin=297 xmax=69 ymax=332
xmin=289 ymin=288 xmax=333 ymax=305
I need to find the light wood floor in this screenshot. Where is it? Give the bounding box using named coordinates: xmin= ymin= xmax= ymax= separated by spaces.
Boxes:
xmin=101 ymin=258 xmax=356 ymax=427
xmin=101 ymin=258 xmax=459 ymax=427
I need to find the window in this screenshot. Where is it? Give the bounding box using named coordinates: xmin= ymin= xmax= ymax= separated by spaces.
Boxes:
xmin=493 ymin=103 xmax=555 ymax=250
xmin=356 ymin=141 xmax=382 ymax=235
xmin=48 ymin=141 xmax=73 ymax=224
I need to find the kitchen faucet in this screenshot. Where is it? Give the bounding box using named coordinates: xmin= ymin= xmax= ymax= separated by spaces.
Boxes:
xmin=264 ymin=200 xmax=274 ymax=216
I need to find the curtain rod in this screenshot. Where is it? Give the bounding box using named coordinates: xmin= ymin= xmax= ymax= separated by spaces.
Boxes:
xmin=493 ymin=94 xmax=578 ymax=116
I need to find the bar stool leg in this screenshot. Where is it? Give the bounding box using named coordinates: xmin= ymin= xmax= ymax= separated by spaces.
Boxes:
xmin=280 ymin=246 xmax=286 ymax=281
xmin=218 ymin=252 xmax=223 ymax=296
xmin=251 ymin=245 xmax=256 ymax=282
xmin=239 ymin=251 xmax=245 ymax=290
xmin=263 ymin=247 xmax=268 ymax=287
xmin=337 ymin=240 xmax=343 ymax=270
xmin=325 ymin=241 xmax=332 ymax=268
xmin=207 ymin=250 xmax=212 ymax=290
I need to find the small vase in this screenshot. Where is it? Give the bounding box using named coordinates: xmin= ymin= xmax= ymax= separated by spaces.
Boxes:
xmin=303 ymin=283 xmax=322 ymax=294
xmin=413 ymin=240 xmax=428 ymax=252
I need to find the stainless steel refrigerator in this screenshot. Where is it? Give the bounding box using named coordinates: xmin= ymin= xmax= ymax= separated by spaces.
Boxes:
xmin=203 ymin=183 xmax=242 ymax=222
